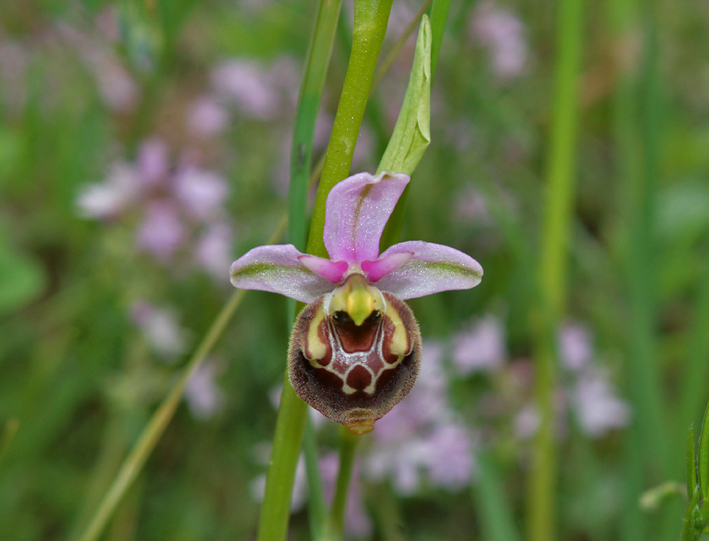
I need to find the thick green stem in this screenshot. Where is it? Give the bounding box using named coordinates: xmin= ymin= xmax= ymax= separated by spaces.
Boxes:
xmin=527 ymin=0 xmax=585 ymax=539
xmin=257 ymin=378 xmax=310 ymax=541
xmin=307 ymin=0 xmax=395 ymax=259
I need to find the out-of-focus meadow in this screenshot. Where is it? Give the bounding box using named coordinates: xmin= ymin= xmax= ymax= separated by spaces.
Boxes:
xmin=2 ymin=0 xmax=709 ymax=539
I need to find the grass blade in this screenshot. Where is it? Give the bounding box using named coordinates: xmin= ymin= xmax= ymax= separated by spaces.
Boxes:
xmin=688 ymin=423 xmax=696 ymax=498
xmin=699 ymin=401 xmax=709 ymax=498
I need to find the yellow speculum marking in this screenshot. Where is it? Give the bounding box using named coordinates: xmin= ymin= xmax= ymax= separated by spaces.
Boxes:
xmin=305 ymin=305 xmax=327 ymax=364
xmin=385 ymin=302 xmax=409 ymax=357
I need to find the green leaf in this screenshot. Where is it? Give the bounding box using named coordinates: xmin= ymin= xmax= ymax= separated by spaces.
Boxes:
xmin=699 ymin=400 xmax=709 ymax=498
xmin=377 ymin=14 xmax=431 ymax=176
xmin=688 ymin=424 xmax=697 ymax=498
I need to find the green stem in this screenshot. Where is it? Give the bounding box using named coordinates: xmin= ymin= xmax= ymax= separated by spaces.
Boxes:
xmin=307 ymin=0 xmax=394 ymax=259
xmin=289 ymin=0 xmax=342 ymax=250
xmin=303 ymin=416 xmax=328 ymax=541
xmin=679 ymin=248 xmax=709 ymax=442
xmin=527 ymin=0 xmax=585 ymax=539
xmin=257 ymin=378 xmax=309 ymax=541
xmin=328 ymin=427 xmax=360 ymax=538
xmin=474 ymin=451 xmax=522 ymax=541
xmin=290 ymin=1 xmax=342 ymax=534
xmin=428 ymin=0 xmax=451 ymax=81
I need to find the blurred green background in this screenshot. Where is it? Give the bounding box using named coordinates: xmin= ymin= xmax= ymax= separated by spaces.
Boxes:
xmin=2 ymin=0 xmax=709 ymax=539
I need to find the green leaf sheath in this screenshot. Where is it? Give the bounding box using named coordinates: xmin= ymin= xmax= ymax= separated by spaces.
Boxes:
xmin=377 ymin=15 xmax=431 ymax=176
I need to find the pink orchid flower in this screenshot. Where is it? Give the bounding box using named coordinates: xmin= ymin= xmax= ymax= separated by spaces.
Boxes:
xmin=230 ymin=172 xmax=483 ymax=434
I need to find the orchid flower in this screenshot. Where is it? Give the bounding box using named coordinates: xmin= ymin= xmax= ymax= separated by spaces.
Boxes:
xmin=230 ymin=171 xmax=483 ymax=434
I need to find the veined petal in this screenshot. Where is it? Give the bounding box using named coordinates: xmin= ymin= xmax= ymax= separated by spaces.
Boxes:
xmin=373 ymin=241 xmax=483 ymax=300
xmin=229 ymin=244 xmax=335 ymax=303
xmin=298 ymin=254 xmax=348 ymax=283
xmin=324 ymin=172 xmax=410 ymax=263
xmin=361 ymin=251 xmax=413 ymax=282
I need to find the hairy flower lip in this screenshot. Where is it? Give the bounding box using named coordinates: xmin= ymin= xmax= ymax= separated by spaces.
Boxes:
xmin=229 ymin=171 xmax=483 ymax=302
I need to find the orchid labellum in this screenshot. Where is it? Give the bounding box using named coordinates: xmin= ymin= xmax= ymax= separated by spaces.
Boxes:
xmin=230 ymin=172 xmax=483 ymax=434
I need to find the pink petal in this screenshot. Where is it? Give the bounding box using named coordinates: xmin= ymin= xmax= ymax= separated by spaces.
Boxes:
xmin=324 ymin=172 xmax=410 ymax=263
xmin=298 ymin=255 xmax=348 ymax=283
xmin=372 ymin=241 xmax=483 ymax=300
xmin=360 ymin=251 xmax=413 ymax=282
xmin=229 ymin=244 xmax=336 ymax=302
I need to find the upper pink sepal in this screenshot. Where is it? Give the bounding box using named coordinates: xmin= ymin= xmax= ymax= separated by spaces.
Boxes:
xmin=229 ymin=244 xmax=336 ymax=303
xmin=361 ymin=251 xmax=413 ymax=283
xmin=298 ymin=254 xmax=349 ymax=283
xmin=324 ymin=171 xmax=409 ymax=264
xmin=371 ymin=241 xmax=483 ymax=300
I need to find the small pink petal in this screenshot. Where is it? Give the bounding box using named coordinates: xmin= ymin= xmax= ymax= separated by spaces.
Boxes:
xmin=324 ymin=172 xmax=409 ymax=263
xmin=137 ymin=138 xmax=169 ymax=186
xmin=136 ymin=201 xmax=185 ymax=260
xmin=297 ymin=255 xmax=348 ymax=283
xmin=373 ymin=241 xmax=483 ymax=300
xmin=230 ymin=244 xmax=335 ymax=302
xmin=361 ymin=251 xmax=413 ymax=282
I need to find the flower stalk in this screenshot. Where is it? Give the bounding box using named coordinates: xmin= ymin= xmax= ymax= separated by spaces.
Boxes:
xmin=307 ymin=0 xmax=395 ymax=259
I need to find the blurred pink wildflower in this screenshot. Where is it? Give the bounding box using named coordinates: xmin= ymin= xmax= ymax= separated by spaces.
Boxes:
xmin=470 ymin=1 xmax=528 ymax=81
xmin=451 ymin=315 xmax=506 ymax=375
xmin=185 ymin=359 xmax=225 ymax=420
xmin=363 ymin=341 xmax=478 ymax=494
xmin=77 ymin=137 xmax=234 ymax=279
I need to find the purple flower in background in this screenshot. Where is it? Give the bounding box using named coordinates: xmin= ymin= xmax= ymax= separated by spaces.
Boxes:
xmin=185 ymin=359 xmax=225 ymax=420
xmin=230 ymin=172 xmax=483 ymax=433
xmin=77 ymin=137 xmax=234 ymax=279
xmin=187 ymin=96 xmax=230 ymax=137
xmin=559 ymin=321 xmax=593 ymax=372
xmin=571 ymin=370 xmax=631 ymax=437
xmin=210 ymin=57 xmax=299 ymax=121
xmin=195 ymin=222 xmax=236 ymax=279
xmin=451 ymin=315 xmax=505 ymax=375
xmin=136 ymin=201 xmax=186 ymax=260
xmin=363 ymin=341 xmax=478 ymax=493
xmin=76 ymin=162 xmax=141 ymax=219
xmin=174 ymin=168 xmax=230 ymax=221
xmin=131 ymin=301 xmax=189 ymax=358
xmin=558 ymin=322 xmax=631 ymax=437
xmin=470 ymin=1 xmax=528 ymax=81
xmin=58 ymin=19 xmax=139 ymax=113
xmin=136 ymin=137 xmax=170 ymax=186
